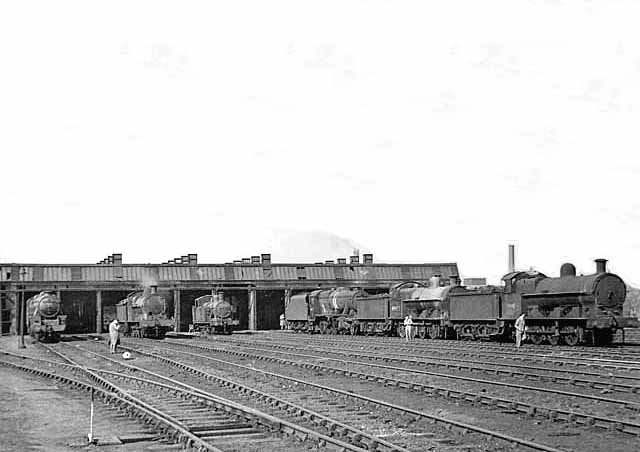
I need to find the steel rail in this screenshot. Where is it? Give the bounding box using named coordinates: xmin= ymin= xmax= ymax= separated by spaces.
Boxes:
xmin=64 ymin=342 xmax=410 ymax=452
xmin=267 ymin=333 xmax=640 ymax=371
xmin=169 ymin=338 xmax=639 ymax=407
xmin=270 ymin=331 xmax=640 ymax=360
xmin=292 ymin=334 xmax=640 ymax=366
xmin=0 ymin=355 xmax=217 ymax=451
xmin=145 ymin=339 xmax=640 ymax=436
xmin=40 ymin=344 xmax=226 ymax=452
xmin=122 ymin=340 xmax=582 ymax=452
xmin=204 ymin=335 xmax=640 ymax=390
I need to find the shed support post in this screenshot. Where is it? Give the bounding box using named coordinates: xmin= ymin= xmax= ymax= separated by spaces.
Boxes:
xmin=248 ymin=288 xmax=257 ymax=331
xmin=174 ymin=290 xmax=181 ymax=332
xmin=96 ymin=290 xmax=102 ymax=333
xmin=284 ymin=288 xmax=291 ymax=308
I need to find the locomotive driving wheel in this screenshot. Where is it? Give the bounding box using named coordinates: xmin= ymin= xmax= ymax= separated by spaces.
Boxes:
xmin=417 ymin=327 xmax=427 ymax=339
xmin=547 ymin=334 xmax=560 ymax=346
xmin=397 ymin=324 xmax=405 ymax=338
xmin=563 ymin=333 xmax=579 ymax=346
xmin=530 ymin=334 xmax=544 ymax=345
xmin=319 ymin=321 xmax=329 ymax=334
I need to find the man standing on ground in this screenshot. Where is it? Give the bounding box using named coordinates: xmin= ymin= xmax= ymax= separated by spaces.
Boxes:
xmin=515 ymin=312 xmax=526 ymax=348
xmin=109 ymin=319 xmax=120 ymax=354
xmin=404 ymin=315 xmax=414 ymax=342
xmin=279 ymin=313 xmax=287 ymax=330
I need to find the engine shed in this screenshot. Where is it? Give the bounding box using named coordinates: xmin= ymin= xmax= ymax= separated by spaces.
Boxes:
xmin=0 ymin=253 xmax=459 ymax=334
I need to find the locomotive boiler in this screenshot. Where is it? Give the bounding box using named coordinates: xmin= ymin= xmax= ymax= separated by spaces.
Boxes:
xmin=190 ymin=291 xmax=239 ymax=334
xmin=116 ymin=286 xmax=174 ymax=338
xmin=26 ymin=291 xmax=67 ymax=341
xmin=285 ymin=287 xmax=363 ymax=334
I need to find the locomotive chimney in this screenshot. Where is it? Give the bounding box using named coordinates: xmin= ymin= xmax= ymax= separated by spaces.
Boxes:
xmin=350 ymin=255 xmax=360 ymax=264
xmin=560 ymin=263 xmax=576 ymax=277
xmin=595 ymin=258 xmax=608 ymax=273
xmin=508 ymin=244 xmax=515 ymax=273
xmin=430 ymin=275 xmax=441 ymax=288
xmin=363 ymin=253 xmax=373 ymax=264
xmin=449 ymin=275 xmax=460 ymax=286
xmin=149 ymin=285 xmax=158 ymax=294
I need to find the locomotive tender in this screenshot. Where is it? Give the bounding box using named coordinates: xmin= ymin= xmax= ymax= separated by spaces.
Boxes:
xmin=26 ymin=291 xmax=67 ymax=341
xmin=190 ymin=291 xmax=239 ymax=334
xmin=285 ymin=258 xmax=638 ymax=346
xmin=116 ymin=286 xmax=174 ymax=338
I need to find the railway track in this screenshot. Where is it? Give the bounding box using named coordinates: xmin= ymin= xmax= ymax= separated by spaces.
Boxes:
xmin=266 ymin=333 xmax=640 ymax=373
xmin=288 ymin=332 xmax=640 ymax=363
xmin=0 ymin=345 xmax=373 ymax=452
xmin=157 ymin=338 xmax=640 ymax=423
xmin=118 ymin=337 xmax=640 ymax=451
xmin=113 ymin=338 xmax=573 ymax=452
xmin=202 ymin=335 xmax=640 ymax=395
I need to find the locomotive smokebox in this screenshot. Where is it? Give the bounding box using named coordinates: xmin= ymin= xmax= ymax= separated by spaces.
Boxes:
xmin=560 ymin=263 xmax=576 ymax=277
xmin=595 ymin=259 xmax=608 ymax=273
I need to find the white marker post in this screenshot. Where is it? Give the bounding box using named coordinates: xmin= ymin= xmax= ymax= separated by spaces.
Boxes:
xmin=88 ymin=388 xmax=95 ymax=444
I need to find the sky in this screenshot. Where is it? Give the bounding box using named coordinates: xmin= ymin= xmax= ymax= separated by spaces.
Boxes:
xmin=1 ymin=1 xmax=639 ymax=285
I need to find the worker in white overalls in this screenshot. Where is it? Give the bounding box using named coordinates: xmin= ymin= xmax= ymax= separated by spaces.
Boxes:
xmin=404 ymin=315 xmax=414 ymax=342
xmin=515 ymin=313 xmax=526 ymax=348
xmin=279 ymin=313 xmax=287 ymax=330
xmin=109 ymin=319 xmax=121 ymax=354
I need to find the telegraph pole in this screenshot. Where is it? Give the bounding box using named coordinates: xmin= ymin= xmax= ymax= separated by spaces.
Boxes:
xmin=18 ymin=268 xmax=26 ymax=348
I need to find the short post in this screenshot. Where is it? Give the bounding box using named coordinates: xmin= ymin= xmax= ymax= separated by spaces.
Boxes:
xmin=88 ymin=388 xmax=95 ymax=444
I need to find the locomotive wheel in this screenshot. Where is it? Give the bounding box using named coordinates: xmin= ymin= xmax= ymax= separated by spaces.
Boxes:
xmin=417 ymin=327 xmax=427 ymax=339
xmin=530 ymin=334 xmax=544 ymax=345
xmin=397 ymin=324 xmax=405 ymax=338
xmin=350 ymin=324 xmax=359 ymax=336
xmin=548 ymin=335 xmax=560 ymax=346
xmin=563 ymin=333 xmax=579 ymax=346
xmin=319 ymin=321 xmax=328 ymax=334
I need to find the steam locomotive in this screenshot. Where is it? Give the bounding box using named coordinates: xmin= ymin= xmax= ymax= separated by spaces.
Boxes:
xmin=116 ymin=287 xmax=174 ymax=338
xmin=26 ymin=291 xmax=67 ymax=342
xmin=285 ymin=259 xmax=638 ymax=346
xmin=190 ymin=291 xmax=239 ymax=334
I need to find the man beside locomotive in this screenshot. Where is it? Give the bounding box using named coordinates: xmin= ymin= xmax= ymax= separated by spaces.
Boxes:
xmin=108 ymin=319 xmax=121 ymax=353
xmin=404 ymin=315 xmax=414 ymax=341
xmin=279 ymin=313 xmax=287 ymax=330
xmin=515 ymin=312 xmax=526 ymax=347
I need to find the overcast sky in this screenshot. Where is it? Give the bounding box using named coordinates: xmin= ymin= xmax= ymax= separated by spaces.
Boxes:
xmin=1 ymin=1 xmax=639 ymax=285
